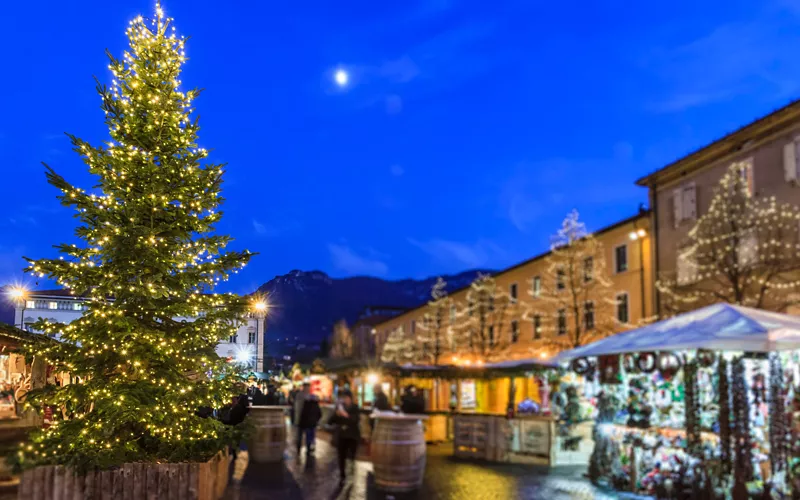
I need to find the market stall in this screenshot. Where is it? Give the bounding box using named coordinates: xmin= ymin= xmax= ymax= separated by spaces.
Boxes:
xmin=556 ymin=303 xmax=800 ymax=498
xmin=0 ymin=324 xmax=59 ymax=482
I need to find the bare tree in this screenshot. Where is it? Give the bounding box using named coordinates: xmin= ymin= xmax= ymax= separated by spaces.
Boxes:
xmin=451 ymin=274 xmax=527 ymax=362
xmin=415 ymin=277 xmax=452 ymax=365
xmin=533 ymin=210 xmax=617 ymax=349
xmin=329 ymin=319 xmax=354 ymax=359
xmin=380 ymin=325 xmax=415 ymax=364
xmin=658 ymin=162 xmax=800 ymax=313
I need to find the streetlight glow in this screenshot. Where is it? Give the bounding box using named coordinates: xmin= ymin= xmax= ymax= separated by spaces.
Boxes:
xmin=8 ymin=286 xmax=27 ymax=302
xmin=253 ymin=300 xmax=268 ymax=313
xmin=334 ymin=69 xmax=348 ymax=86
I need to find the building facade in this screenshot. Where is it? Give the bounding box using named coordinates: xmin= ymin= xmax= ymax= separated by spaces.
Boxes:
xmin=12 ymin=289 xmax=266 ymax=371
xmin=375 ymin=211 xmax=654 ymax=363
xmin=636 ymin=100 xmax=800 ymax=315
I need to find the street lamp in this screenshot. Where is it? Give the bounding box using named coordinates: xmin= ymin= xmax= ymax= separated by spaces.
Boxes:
xmin=251 ymin=297 xmax=269 ymax=372
xmin=8 ymin=286 xmax=28 ymax=330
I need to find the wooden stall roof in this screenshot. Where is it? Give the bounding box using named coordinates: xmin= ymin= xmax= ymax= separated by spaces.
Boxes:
xmin=0 ymin=323 xmax=56 ymax=352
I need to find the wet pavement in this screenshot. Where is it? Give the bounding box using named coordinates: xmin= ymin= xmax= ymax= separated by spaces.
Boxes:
xmin=224 ymin=432 xmax=634 ymax=500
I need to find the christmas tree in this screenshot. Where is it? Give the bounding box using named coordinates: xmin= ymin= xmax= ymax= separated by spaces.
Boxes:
xmin=18 ymin=4 xmax=253 ymax=470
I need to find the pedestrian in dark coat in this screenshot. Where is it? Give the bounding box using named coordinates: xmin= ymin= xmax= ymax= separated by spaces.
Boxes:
xmin=401 ymin=385 xmax=425 ymax=414
xmin=329 ymin=389 xmax=361 ymax=485
xmin=296 ymin=383 xmax=322 ymax=456
xmin=373 ymin=385 xmax=391 ymax=411
xmin=222 ymin=394 xmax=250 ymax=483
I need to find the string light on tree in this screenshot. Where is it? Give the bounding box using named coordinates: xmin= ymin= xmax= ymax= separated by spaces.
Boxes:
xmin=16 ymin=3 xmax=254 ymax=470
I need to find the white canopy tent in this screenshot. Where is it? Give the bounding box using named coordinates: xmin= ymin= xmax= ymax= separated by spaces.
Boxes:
xmin=555 ymin=303 xmax=800 ymax=362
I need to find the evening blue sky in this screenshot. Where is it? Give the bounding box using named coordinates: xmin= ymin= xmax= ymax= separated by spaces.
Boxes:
xmin=2 ymin=0 xmax=800 ymax=294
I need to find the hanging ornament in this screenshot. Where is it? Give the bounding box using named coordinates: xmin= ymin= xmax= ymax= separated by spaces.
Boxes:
xmin=656 ymin=352 xmax=683 ymax=381
xmin=696 ymin=350 xmax=716 ymax=368
xmin=622 ymin=353 xmax=638 ymax=374
xmin=571 ymin=357 xmax=592 ymax=376
xmin=731 ymin=356 xmax=753 ymax=497
xmin=717 ymin=356 xmax=732 ymax=476
xmin=768 ymin=353 xmax=788 ymax=474
xmin=684 ymin=360 xmax=701 ymax=458
xmin=636 ymin=352 xmax=657 ymax=374
xmin=598 ymin=355 xmax=621 ymax=385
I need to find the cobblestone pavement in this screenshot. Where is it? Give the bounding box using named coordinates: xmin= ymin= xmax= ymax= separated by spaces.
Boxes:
xmin=224 ymin=433 xmax=633 ymax=500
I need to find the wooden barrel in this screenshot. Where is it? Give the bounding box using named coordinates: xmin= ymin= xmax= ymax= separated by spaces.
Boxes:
xmin=371 ymin=414 xmax=428 ymax=492
xmin=247 ymin=406 xmax=288 ymax=463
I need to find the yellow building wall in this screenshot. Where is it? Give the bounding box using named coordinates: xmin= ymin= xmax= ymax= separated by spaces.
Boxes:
xmin=376 ymin=213 xmax=654 ymax=364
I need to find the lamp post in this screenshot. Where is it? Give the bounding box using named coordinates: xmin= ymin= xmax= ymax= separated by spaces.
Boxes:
xmin=252 ymin=298 xmax=269 ymax=373
xmin=8 ymin=287 xmax=28 ymax=330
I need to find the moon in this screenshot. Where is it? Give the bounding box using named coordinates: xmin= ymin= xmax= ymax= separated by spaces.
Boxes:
xmin=334 ymin=69 xmax=348 ymax=86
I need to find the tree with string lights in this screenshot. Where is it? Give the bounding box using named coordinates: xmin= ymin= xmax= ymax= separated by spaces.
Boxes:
xmin=657 ymin=162 xmax=800 ymax=313
xmin=17 ymin=4 xmax=253 ymax=470
xmin=452 ymin=274 xmax=524 ymax=362
xmin=533 ymin=210 xmax=617 ymax=350
xmin=329 ymin=320 xmax=354 ymax=359
xmin=415 ymin=277 xmax=452 ymax=365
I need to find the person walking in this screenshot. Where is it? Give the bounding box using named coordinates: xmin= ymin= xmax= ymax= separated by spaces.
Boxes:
xmin=296 ymin=382 xmax=321 ymax=456
xmin=222 ymin=394 xmax=250 ymax=483
xmin=329 ymin=389 xmax=361 ymax=486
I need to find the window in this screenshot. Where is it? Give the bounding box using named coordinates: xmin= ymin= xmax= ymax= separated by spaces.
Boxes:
xmin=735 ymin=158 xmax=754 ymax=195
xmin=489 ymin=295 xmax=495 ymax=311
xmin=229 ymin=333 xmax=238 ymax=343
xmin=677 ymin=248 xmax=698 ymax=285
xmin=672 ymin=183 xmax=697 ymax=226
xmin=72 ymin=302 xmax=83 ymax=311
xmin=48 ymin=302 xmax=58 ymax=310
xmin=614 ymin=245 xmax=628 ymax=273
xmin=248 ymin=330 xmax=256 ymax=344
xmin=468 ymin=299 xmax=474 ymax=316
xmin=532 ymin=315 xmax=542 ymax=340
xmin=410 ymin=320 xmax=416 ymax=335
xmin=511 ymin=320 xmax=519 ymax=343
xmin=583 ymin=257 xmax=593 ymax=283
xmin=556 ymin=268 xmax=565 ymax=290
xmin=488 ymin=325 xmax=495 ymax=346
xmin=25 ymin=300 xmax=34 ymax=309
xmin=584 ymin=301 xmax=595 ymax=330
xmin=532 ymin=276 xmax=541 ymax=297
xmin=616 ymin=293 xmax=629 ymax=324
xmin=450 ymin=304 xmax=456 ymax=324
xmin=557 ymin=309 xmax=567 ymax=335
xmin=509 ymin=283 xmax=518 ymax=303
xmin=783 ymin=139 xmax=800 ymax=183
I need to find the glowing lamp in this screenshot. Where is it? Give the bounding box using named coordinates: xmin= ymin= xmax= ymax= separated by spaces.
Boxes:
xmin=8 ymin=287 xmax=27 ymax=301
xmin=366 ymin=373 xmax=379 ymax=385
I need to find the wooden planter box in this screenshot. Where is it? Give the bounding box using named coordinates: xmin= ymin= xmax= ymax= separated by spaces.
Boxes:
xmin=18 ymin=450 xmax=231 ymax=500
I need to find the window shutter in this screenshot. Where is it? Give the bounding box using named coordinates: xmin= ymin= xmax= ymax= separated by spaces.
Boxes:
xmin=684 ymin=183 xmax=697 ymax=220
xmin=785 ymin=141 xmax=798 ymax=182
xmin=672 ymin=188 xmax=682 ymax=228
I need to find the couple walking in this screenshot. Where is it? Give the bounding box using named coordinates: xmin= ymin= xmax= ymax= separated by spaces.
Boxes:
xmin=292 ymin=383 xmax=362 ymax=485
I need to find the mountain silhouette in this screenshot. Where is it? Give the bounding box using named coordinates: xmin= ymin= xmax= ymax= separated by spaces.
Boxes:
xmin=256 ymin=269 xmax=491 ymax=343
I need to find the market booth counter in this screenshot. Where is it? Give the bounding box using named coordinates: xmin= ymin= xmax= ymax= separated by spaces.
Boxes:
xmin=452 ymin=412 xmax=593 ymax=466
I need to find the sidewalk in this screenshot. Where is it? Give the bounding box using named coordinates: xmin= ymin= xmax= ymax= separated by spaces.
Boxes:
xmin=224 ymin=431 xmax=634 ymax=500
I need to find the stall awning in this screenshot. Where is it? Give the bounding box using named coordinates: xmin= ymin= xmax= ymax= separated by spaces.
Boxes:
xmin=555 ymin=303 xmax=800 ymax=361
